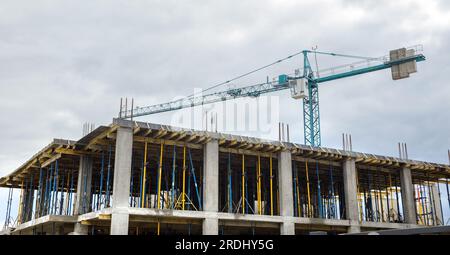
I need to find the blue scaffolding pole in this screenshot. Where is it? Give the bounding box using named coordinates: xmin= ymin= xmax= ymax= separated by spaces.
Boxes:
xmin=59 ymin=170 xmax=65 ymax=215
xmin=188 ymin=148 xmax=202 ymax=210
xmin=98 ymin=151 xmax=105 ymax=210
xmin=315 ymin=162 xmax=322 ymax=218
xmin=4 ymin=187 xmax=13 ymax=229
xmin=36 ymin=166 xmax=44 ymax=218
xmin=68 ymin=168 xmax=74 ymax=215
xmin=292 ymin=161 xmax=298 ymax=217
xmin=227 ymin=152 xmax=233 ymax=213
xmin=105 ymin=145 xmax=112 ymax=207
xmin=52 ymin=160 xmax=59 ymax=215
xmin=46 ymin=164 xmax=54 ymax=215
xmin=328 ymin=163 xmax=336 ymax=219
xmin=171 ymin=145 xmax=177 ymax=209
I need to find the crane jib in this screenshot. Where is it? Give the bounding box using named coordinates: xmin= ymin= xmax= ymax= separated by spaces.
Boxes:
xmin=120 ymin=47 xmax=425 ymax=148
xmin=125 ymin=54 xmax=424 ymax=118
xmin=315 ymin=54 xmax=425 ymax=84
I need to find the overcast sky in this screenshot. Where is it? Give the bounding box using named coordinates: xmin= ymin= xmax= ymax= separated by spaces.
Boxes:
xmin=0 ymin=0 xmax=449 ymax=227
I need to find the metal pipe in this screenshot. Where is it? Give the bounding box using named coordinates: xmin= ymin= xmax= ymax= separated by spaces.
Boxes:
xmin=295 ymin=163 xmax=301 ymax=217
xmin=119 ymin=98 xmax=123 ymax=118
xmin=182 ymin=146 xmax=186 ymax=210
xmin=270 ymin=154 xmax=274 ymax=216
xmin=227 ymin=152 xmax=232 ymax=213
xmin=157 ymin=144 xmax=164 ymax=209
xmin=171 ymin=145 xmax=176 ymax=209
xmin=242 ymin=154 xmax=245 ymax=214
xmin=305 ymin=161 xmax=311 ymax=217
xmin=257 ymin=155 xmax=262 ymax=215
xmin=292 ymin=161 xmax=298 ymax=217
xmin=105 ymin=145 xmax=112 ymax=207
xmin=141 ymin=141 xmax=148 ymax=208
xmin=315 ymin=162 xmax=322 ymax=218
xmin=131 ymin=98 xmax=134 ymax=121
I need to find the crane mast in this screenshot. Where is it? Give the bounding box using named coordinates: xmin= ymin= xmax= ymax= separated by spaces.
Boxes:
xmin=119 ymin=45 xmax=425 ymax=147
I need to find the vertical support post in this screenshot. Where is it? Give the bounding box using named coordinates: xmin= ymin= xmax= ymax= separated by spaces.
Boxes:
xmin=342 ymin=158 xmax=360 ymax=233
xmin=182 ymin=146 xmax=187 ymax=210
xmin=278 ymin=150 xmax=295 ymax=235
xmin=242 ymin=154 xmax=245 ymax=214
xmin=72 ymin=223 xmax=88 ymax=235
xmin=74 ymin=156 xmax=93 ymax=215
xmin=202 ymin=140 xmax=219 ymax=235
xmin=171 ymin=145 xmax=176 ymax=209
xmin=431 ymin=183 xmax=443 ymax=225
xmin=110 ymin=125 xmax=133 ymax=235
xmin=140 ymin=141 xmax=148 ymax=208
xmin=156 ymin=144 xmax=164 ymax=209
xmin=400 ymin=166 xmax=417 ymax=224
xmin=72 ymin=155 xmax=93 ymax=235
xmin=270 ymin=154 xmax=274 ymax=216
xmin=305 ymin=161 xmax=311 ymax=217
xmin=257 ymin=155 xmax=262 ymax=215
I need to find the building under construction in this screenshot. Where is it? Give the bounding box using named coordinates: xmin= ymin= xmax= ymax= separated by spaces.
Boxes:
xmin=0 ymin=118 xmax=449 ymax=235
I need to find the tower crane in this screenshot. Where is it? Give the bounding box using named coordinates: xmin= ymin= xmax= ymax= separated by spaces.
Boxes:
xmin=119 ymin=45 xmax=425 ymax=147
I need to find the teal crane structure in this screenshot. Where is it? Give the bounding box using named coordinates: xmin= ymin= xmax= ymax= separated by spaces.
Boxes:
xmin=119 ymin=45 xmax=425 ymax=147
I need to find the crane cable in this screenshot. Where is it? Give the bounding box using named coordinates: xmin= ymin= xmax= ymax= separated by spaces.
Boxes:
xmin=185 ymin=50 xmax=305 ymax=99
xmin=186 ymin=49 xmax=377 ymax=100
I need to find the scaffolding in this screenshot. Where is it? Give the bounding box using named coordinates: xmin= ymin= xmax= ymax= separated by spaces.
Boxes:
xmin=1 ymin=122 xmax=449 ymax=235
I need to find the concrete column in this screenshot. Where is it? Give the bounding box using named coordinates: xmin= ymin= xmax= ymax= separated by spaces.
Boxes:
xmin=431 ymin=184 xmax=443 ymax=225
xmin=74 ymin=155 xmax=93 ymax=215
xmin=110 ymin=126 xmax=133 ymax=235
xmin=280 ymin=221 xmax=295 ymax=235
xmin=71 ymin=223 xmax=88 ymax=235
xmin=400 ymin=167 xmax=417 ymax=224
xmin=278 ymin=150 xmax=295 ymax=235
xmin=343 ymin=158 xmax=360 ymax=233
xmin=202 ymin=218 xmax=219 ymax=235
xmin=111 ymin=212 xmax=130 ymax=235
xmin=202 ymin=140 xmax=219 ymax=235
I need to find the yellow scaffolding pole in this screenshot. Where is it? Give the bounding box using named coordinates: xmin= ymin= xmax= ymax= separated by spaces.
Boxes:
xmin=141 ymin=141 xmax=148 ymax=208
xmin=305 ymin=161 xmax=311 ymax=217
xmin=257 ymin=155 xmax=262 ymax=215
xmin=415 ymin=185 xmax=423 ymax=224
xmin=157 ymin=220 xmax=161 ymax=235
xmin=182 ymin=146 xmax=186 ymax=210
xmin=242 ymin=154 xmax=245 ymax=214
xmin=269 ymin=154 xmax=273 ymax=216
xmin=157 ymin=143 xmax=164 ymax=209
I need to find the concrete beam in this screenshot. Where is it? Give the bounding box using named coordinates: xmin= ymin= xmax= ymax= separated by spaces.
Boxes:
xmin=278 ymin=151 xmax=294 ymax=235
xmin=10 ymin=215 xmax=76 ymax=234
xmin=343 ymin=158 xmax=360 ymax=233
xmin=400 ymin=167 xmax=417 ymax=224
xmin=359 ymin=221 xmax=419 ymax=230
xmin=110 ymin=126 xmax=133 ymax=235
